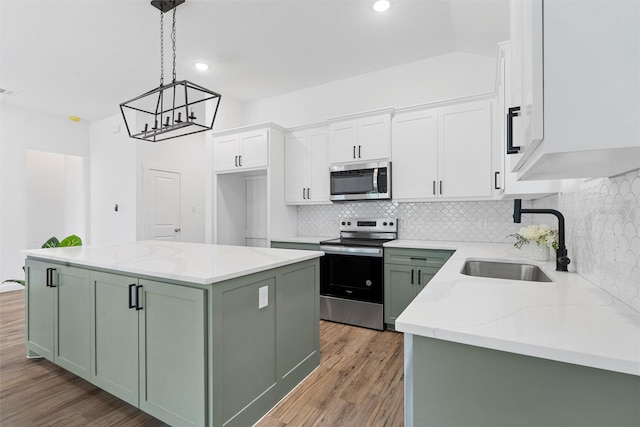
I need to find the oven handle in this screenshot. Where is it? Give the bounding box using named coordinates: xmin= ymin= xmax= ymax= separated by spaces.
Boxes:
xmin=320 ymin=246 xmax=383 ymax=257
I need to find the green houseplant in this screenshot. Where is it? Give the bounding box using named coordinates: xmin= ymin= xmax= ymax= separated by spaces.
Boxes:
xmin=1 ymin=234 xmax=83 ymax=286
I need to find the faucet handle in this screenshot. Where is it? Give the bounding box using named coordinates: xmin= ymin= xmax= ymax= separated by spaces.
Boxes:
xmin=557 ymin=256 xmax=571 ymax=271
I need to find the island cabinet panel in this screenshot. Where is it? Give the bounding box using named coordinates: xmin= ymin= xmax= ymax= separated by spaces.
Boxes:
xmin=407 ymin=335 xmax=640 ymax=427
xmin=90 ymin=272 xmax=206 ymax=427
xmin=25 ymin=260 xmax=91 ymax=380
xmin=210 ymin=260 xmax=320 ymax=427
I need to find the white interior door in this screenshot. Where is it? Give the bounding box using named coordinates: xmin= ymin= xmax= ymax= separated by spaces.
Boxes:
xmin=145 ymin=168 xmax=181 ymax=241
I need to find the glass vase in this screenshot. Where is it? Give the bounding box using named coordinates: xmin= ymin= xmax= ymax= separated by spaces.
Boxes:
xmin=528 ymin=243 xmax=550 ymax=261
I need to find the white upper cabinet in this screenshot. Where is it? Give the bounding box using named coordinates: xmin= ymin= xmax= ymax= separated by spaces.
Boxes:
xmin=329 ymin=111 xmax=391 ymax=164
xmin=392 ymin=99 xmax=493 ymax=201
xmin=509 ymin=0 xmax=640 ymax=180
xmin=494 ymin=42 xmax=569 ymax=199
xmin=213 ymin=128 xmax=268 ymax=172
xmin=284 ymin=126 xmax=330 ymax=204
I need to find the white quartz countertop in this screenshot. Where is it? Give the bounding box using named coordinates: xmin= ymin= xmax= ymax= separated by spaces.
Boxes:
xmin=22 ymin=240 xmax=323 ymax=285
xmin=389 ymin=240 xmax=640 ymax=376
xmin=271 ymin=236 xmax=335 ymax=244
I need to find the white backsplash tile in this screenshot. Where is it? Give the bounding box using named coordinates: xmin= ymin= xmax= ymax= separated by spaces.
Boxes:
xmin=533 ymin=169 xmax=640 ymax=312
xmin=298 ymin=168 xmax=640 ymax=311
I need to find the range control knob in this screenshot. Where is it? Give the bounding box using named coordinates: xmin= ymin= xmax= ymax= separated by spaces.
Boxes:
xmin=347 ymin=221 xmax=352 ymax=226
xmin=383 ymin=222 xmax=388 ymax=226
xmin=341 ymin=221 xmax=346 ymax=226
xmin=390 ymin=221 xmax=394 ymax=226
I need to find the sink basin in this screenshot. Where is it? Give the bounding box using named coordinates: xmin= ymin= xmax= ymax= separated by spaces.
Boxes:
xmin=461 ymin=259 xmax=553 ymax=282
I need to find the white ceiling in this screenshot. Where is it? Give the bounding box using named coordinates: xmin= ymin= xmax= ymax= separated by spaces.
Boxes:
xmin=0 ymin=0 xmax=509 ymax=122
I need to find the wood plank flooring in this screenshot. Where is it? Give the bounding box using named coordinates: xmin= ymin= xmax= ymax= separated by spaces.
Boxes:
xmin=0 ymin=290 xmax=404 ymax=426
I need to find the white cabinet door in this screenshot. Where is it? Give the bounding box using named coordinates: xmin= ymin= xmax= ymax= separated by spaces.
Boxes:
xmin=214 ymin=134 xmax=240 ymax=172
xmin=329 ymin=113 xmax=391 ymax=164
xmin=357 ymin=114 xmax=391 ymax=162
xmin=329 ymin=120 xmax=358 ymax=164
xmin=307 ymin=128 xmax=329 ymax=203
xmin=238 ymin=129 xmax=268 ymax=170
xmin=438 ymin=101 xmax=492 ymax=198
xmin=284 ymin=131 xmax=308 ymax=203
xmin=285 ymin=127 xmax=329 ymax=204
xmin=392 ymin=109 xmax=438 ymax=200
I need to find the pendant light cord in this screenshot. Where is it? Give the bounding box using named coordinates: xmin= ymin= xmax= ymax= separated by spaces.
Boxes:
xmin=172 ymin=6 xmax=177 ymax=83
xmin=159 ymin=10 xmax=164 ymax=87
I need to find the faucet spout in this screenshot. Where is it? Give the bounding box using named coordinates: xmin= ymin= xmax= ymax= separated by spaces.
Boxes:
xmin=513 ymin=199 xmax=571 ymax=272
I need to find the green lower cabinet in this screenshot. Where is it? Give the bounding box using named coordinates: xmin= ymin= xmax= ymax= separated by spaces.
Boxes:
xmin=26 ymin=260 xmax=91 ymax=380
xmin=384 ymin=248 xmax=454 ymax=329
xmin=91 ymin=272 xmax=206 ymax=427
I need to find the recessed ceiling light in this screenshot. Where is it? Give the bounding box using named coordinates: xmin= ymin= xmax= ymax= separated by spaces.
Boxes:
xmin=372 ymin=0 xmax=391 ymax=13
xmin=69 ymin=116 xmax=81 ymax=122
xmin=194 ymin=62 xmax=210 ymax=71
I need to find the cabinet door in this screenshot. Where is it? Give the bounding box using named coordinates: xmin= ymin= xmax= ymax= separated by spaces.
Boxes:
xmin=91 ymin=272 xmax=140 ymax=406
xmin=25 ymin=260 xmax=54 ymax=360
xmin=357 ymin=114 xmax=391 ymax=161
xmin=284 ymin=131 xmax=308 ymax=203
xmin=392 ymin=109 xmax=439 ymax=200
xmin=213 ymin=134 xmax=241 ymax=172
xmin=384 ymin=264 xmax=417 ymax=326
xmin=55 ymin=265 xmax=91 ymax=380
xmin=239 ymin=129 xmax=269 ymax=170
xmin=138 ymin=280 xmax=206 ymax=427
xmin=438 ymin=101 xmax=492 ymax=198
xmin=307 ymin=128 xmax=329 ymax=203
xmin=329 ymin=120 xmax=358 ymax=164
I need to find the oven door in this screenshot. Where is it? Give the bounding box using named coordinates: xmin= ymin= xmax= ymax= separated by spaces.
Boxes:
xmin=319 ymin=248 xmax=383 ymax=303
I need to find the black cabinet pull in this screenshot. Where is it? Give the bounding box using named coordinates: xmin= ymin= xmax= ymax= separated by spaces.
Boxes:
xmin=46 ymin=267 xmax=56 ymax=287
xmin=494 ymin=171 xmax=501 ymax=190
xmin=238 ymin=155 xmax=242 ymax=167
xmin=507 ymin=106 xmax=521 ymax=154
xmin=307 ymin=187 xmax=311 ymax=199
xmin=439 ymin=180 xmax=443 ymax=195
xmin=417 ymin=270 xmax=422 ymax=285
xmin=432 ymin=181 xmax=436 ymax=195
xmin=234 ymin=155 xmax=238 ymax=167
xmin=128 ymin=284 xmax=136 ymax=309
xmin=411 ymin=269 xmax=414 ymax=285
xmin=353 ymin=145 xmax=356 ymax=159
xmin=358 ymin=145 xmax=362 ymax=158
xmin=135 ymin=285 xmax=143 ymax=310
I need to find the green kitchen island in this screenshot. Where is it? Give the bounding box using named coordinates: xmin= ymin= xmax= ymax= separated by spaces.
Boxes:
xmin=23 ymin=240 xmax=323 ymax=427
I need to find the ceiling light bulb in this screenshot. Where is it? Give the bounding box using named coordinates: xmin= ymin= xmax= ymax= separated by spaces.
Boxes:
xmin=372 ymin=0 xmax=391 ymax=12
xmin=69 ymin=116 xmax=81 ymax=122
xmin=194 ymin=62 xmax=210 ymax=71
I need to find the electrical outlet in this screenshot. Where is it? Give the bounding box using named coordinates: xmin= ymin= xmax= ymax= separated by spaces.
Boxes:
xmin=258 ymin=286 xmax=268 ymax=309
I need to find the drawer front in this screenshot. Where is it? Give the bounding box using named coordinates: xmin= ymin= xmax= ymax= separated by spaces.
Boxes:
xmin=384 ymin=248 xmax=453 ymax=268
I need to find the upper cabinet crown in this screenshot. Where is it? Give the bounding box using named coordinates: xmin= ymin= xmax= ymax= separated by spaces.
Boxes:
xmin=509 ymin=0 xmax=640 ymax=180
xmin=328 ymin=111 xmax=392 ymax=164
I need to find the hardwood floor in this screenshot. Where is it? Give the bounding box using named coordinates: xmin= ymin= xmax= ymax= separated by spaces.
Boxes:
xmin=0 ymin=290 xmax=404 ymax=426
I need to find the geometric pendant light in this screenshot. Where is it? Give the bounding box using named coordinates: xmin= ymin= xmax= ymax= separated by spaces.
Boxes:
xmin=120 ymin=0 xmax=222 ymax=142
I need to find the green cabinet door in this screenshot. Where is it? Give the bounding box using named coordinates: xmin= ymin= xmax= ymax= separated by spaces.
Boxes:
xmin=139 ymin=280 xmax=206 ymax=427
xmin=54 ymin=265 xmax=91 ymax=380
xmin=25 ymin=260 xmax=91 ymax=380
xmin=384 ymin=264 xmax=417 ymax=326
xmin=91 ymin=271 xmax=140 ymax=406
xmin=25 ymin=260 xmax=54 ymax=360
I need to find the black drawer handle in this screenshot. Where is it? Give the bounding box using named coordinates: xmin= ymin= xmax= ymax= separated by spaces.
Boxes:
xmin=410 ymin=257 xmax=427 ymax=261
xmin=46 ymin=268 xmax=57 ymax=287
xmin=417 ymin=270 xmax=422 ymax=285
xmin=411 ymin=269 xmax=414 ymax=285
xmin=494 ymin=171 xmax=501 ymax=190
xmin=135 ymin=285 xmax=143 ymax=310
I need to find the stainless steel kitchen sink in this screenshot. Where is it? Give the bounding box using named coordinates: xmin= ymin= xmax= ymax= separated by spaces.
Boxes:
xmin=460 ymin=259 xmax=553 ymax=282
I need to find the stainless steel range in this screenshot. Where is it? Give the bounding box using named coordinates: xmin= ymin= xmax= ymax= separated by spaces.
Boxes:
xmin=319 ymin=218 xmax=397 ymax=330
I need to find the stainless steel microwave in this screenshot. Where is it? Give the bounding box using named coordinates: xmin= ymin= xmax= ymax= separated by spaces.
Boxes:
xmin=329 ymin=161 xmax=391 ymax=201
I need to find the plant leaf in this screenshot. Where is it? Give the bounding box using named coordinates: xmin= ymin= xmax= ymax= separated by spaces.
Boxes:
xmin=59 ymin=235 xmax=82 ymax=247
xmin=2 ymin=279 xmax=25 ymax=286
xmin=42 ymin=237 xmax=60 ymax=248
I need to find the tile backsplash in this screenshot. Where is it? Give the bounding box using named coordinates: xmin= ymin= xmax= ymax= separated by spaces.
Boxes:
xmin=298 ymin=168 xmax=640 ymax=311
xmin=533 ymin=169 xmax=640 ymax=312
xmin=298 ymin=200 xmax=531 ymax=242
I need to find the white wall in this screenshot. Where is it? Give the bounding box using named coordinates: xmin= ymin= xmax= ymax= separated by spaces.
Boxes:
xmin=0 ymin=104 xmax=89 ymax=281
xmin=244 ymin=52 xmax=497 ymax=127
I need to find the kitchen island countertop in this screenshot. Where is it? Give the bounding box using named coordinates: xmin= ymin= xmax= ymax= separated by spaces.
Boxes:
xmin=387 ymin=240 xmax=640 ymax=376
xmin=22 ymin=240 xmax=324 ymax=285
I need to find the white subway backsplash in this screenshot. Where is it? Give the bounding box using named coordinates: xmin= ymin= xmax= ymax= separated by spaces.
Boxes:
xmin=298 ymin=168 xmax=640 ymax=312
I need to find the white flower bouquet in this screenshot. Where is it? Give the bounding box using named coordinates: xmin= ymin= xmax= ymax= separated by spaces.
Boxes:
xmin=509 ymin=224 xmax=559 ymax=250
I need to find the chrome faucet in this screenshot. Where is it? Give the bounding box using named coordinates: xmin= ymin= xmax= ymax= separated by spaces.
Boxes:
xmin=513 ymin=199 xmax=571 ymax=272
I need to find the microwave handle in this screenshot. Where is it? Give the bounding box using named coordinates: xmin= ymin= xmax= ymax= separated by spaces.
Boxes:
xmin=372 ymin=168 xmax=379 ymax=193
